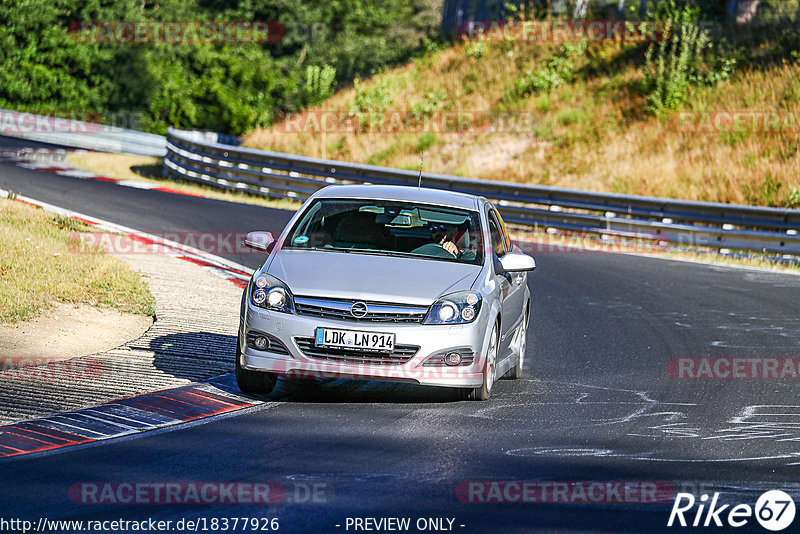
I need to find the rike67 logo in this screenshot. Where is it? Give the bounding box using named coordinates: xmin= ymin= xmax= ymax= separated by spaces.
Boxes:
xmin=668 ymin=490 xmax=795 ymax=531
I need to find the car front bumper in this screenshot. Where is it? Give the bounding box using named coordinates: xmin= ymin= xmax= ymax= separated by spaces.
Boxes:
xmin=239 ymin=302 xmax=489 ymax=388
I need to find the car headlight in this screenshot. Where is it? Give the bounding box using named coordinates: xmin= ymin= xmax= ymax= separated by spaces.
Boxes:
xmin=424 ymin=291 xmax=482 ymax=325
xmin=250 ymin=273 xmax=295 ymax=314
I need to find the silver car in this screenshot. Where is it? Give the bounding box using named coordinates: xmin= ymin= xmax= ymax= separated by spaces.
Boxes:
xmin=237 ymin=184 xmax=535 ymax=400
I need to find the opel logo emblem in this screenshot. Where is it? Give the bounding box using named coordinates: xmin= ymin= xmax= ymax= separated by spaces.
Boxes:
xmin=350 ymin=301 xmax=368 ymax=318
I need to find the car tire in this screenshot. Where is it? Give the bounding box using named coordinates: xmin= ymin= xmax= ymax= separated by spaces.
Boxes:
xmin=506 ymin=314 xmax=528 ymax=380
xmin=461 ymin=323 xmax=498 ymax=401
xmin=235 ymin=335 xmax=278 ymax=395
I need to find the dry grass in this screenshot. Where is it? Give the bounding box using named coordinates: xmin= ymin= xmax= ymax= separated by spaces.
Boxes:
xmin=245 ymin=32 xmax=800 ymax=207
xmin=66 ymin=152 xmax=302 ymax=211
xmin=0 ymin=198 xmax=155 ymax=323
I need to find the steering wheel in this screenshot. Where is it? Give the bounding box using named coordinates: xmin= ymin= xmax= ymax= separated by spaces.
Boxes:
xmin=410 ymin=242 xmax=457 ymax=259
xmin=434 ymin=242 xmax=458 ymax=259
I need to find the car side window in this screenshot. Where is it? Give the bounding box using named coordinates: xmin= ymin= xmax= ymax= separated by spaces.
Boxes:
xmin=496 ymin=210 xmax=512 ymax=251
xmin=487 ymin=210 xmax=507 ymax=257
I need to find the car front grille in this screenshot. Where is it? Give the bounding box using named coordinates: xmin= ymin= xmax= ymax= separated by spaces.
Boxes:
xmin=294 ymin=296 xmax=428 ymax=324
xmin=294 ymin=337 xmax=419 ymax=366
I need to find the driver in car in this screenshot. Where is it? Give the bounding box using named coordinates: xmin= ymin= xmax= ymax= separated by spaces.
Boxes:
xmin=412 ymin=225 xmax=460 ymax=258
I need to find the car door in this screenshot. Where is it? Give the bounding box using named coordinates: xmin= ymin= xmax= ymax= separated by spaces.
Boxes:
xmin=487 ymin=207 xmax=525 ymax=355
xmin=496 ymin=208 xmax=527 ymax=327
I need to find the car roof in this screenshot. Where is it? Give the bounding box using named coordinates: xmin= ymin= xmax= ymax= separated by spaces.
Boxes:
xmin=312 ymin=184 xmax=481 ymax=210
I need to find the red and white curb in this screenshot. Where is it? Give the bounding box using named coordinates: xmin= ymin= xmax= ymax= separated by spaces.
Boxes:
xmin=0 ymin=187 xmax=253 ymax=289
xmin=0 ymin=376 xmax=263 ymax=459
xmin=3 ymin=148 xmax=207 ymax=198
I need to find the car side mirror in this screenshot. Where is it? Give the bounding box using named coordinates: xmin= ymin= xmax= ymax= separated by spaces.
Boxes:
xmin=499 ymin=251 xmax=536 ymax=272
xmin=243 ymin=231 xmax=275 ymax=252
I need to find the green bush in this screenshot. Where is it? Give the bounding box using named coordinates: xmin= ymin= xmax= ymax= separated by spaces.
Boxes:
xmin=787 ymin=187 xmax=800 ymax=209
xmin=350 ymin=77 xmax=394 ymax=114
xmin=746 ymin=174 xmax=784 ymax=206
xmin=409 ymin=90 xmax=449 ymax=120
xmin=416 ymin=132 xmax=436 ymax=152
xmin=512 ymin=42 xmax=586 ymax=99
xmin=465 ymin=41 xmax=486 ymax=59
xmin=642 ymin=2 xmax=735 ymax=117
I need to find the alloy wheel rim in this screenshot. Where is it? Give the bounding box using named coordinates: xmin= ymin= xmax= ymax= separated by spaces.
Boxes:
xmin=486 ymin=327 xmax=498 ymax=393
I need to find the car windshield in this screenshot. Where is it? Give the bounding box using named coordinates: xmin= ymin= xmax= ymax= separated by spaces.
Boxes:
xmin=285 ymin=198 xmax=484 ymax=265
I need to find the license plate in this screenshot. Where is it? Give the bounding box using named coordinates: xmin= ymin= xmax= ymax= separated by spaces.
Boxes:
xmin=315 ymin=328 xmax=395 ymax=353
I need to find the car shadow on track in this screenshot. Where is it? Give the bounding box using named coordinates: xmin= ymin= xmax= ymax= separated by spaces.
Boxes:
xmin=147 ymin=331 xmax=237 ymax=382
xmin=266 ymin=376 xmax=465 ymax=404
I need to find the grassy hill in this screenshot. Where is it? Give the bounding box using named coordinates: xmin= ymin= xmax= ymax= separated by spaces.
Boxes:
xmin=244 ymin=10 xmax=800 ymax=207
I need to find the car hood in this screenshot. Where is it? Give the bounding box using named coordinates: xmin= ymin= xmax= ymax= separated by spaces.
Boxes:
xmin=266 ymin=249 xmax=481 ymax=305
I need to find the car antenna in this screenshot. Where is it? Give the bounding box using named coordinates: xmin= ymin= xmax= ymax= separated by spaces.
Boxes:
xmin=417 ymin=150 xmax=424 ymax=190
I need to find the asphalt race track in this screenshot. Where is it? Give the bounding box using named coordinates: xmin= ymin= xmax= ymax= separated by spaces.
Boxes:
xmin=1 ymin=136 xmax=799 ymax=533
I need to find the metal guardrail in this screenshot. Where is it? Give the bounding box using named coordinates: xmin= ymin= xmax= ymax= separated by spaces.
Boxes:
xmin=0 ymin=109 xmax=166 ymax=156
xmin=164 ymin=127 xmax=800 ymax=255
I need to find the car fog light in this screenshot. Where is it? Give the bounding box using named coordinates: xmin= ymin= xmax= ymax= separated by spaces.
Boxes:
xmin=438 ymin=302 xmax=458 ymax=322
xmin=444 ymin=352 xmax=462 ymax=366
xmin=253 ymin=288 xmax=267 ymax=304
xmin=267 ymin=288 xmax=286 ymax=308
xmin=461 ymin=306 xmax=475 ymax=321
xmin=253 ymin=336 xmax=269 ymax=350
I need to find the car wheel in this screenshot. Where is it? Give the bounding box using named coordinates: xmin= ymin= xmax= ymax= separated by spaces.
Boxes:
xmin=235 ymin=335 xmax=278 ymax=395
xmin=461 ymin=323 xmax=498 ymax=401
xmin=506 ymin=315 xmax=527 ymax=380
